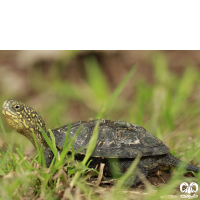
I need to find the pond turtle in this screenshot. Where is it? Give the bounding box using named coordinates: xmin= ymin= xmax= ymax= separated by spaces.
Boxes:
xmin=2 ymin=99 xmax=199 ymax=186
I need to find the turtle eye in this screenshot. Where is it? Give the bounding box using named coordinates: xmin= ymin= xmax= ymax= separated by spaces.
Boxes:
xmin=12 ymin=104 xmax=23 ymax=111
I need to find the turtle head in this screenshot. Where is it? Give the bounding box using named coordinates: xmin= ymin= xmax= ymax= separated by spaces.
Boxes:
xmin=2 ymin=99 xmax=48 ymax=148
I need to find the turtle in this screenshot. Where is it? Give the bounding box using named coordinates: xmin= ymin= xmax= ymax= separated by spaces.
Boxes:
xmin=2 ymin=99 xmax=199 ymax=186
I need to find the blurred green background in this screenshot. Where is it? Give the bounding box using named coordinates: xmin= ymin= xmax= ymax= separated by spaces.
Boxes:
xmin=0 ymin=50 xmax=200 ymax=163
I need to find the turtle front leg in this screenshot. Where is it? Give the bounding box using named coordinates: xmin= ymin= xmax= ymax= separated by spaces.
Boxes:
xmin=122 ymin=162 xmax=149 ymax=187
xmin=120 ymin=157 xmax=161 ymax=187
xmin=108 ymin=158 xmax=149 ymax=187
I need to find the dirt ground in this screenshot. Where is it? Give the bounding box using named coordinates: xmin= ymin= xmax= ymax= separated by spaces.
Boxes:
xmin=1 ymin=50 xmax=200 ymax=98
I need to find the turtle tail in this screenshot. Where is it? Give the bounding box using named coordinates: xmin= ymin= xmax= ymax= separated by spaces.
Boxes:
xmin=160 ymin=153 xmax=199 ymax=173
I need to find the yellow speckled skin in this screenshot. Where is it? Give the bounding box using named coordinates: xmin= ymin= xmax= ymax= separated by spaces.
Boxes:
xmin=2 ymin=99 xmax=48 ymax=148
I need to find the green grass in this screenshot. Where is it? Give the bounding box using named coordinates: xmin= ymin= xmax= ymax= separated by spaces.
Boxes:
xmin=0 ymin=53 xmax=200 ymax=200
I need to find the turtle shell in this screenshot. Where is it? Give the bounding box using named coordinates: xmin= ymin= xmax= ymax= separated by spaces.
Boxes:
xmin=51 ymin=119 xmax=169 ymax=158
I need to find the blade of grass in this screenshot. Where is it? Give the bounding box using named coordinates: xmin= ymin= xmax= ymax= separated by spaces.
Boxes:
xmin=114 ymin=156 xmax=140 ymax=190
xmin=62 ymin=123 xmax=71 ymax=150
xmin=15 ymin=148 xmax=32 ymax=170
xmin=54 ymin=124 xmax=83 ymax=168
xmin=48 ymin=129 xmax=59 ymax=161
xmin=95 ymin=65 xmax=137 ymax=119
xmin=0 ymin=117 xmax=6 ymax=138
xmin=33 ymin=133 xmax=42 ymax=164
xmin=70 ymin=121 xmax=99 ymax=187
xmin=82 ymin=122 xmax=99 ymax=165
xmin=39 ymin=127 xmax=58 ymax=159
xmin=84 ymin=56 xmax=109 ymax=101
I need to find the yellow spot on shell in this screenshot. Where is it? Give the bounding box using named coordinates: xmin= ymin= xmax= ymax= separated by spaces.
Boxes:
xmin=109 ymin=141 xmax=115 ymax=146
xmin=98 ymin=141 xmax=102 ymax=146
xmin=57 ymin=146 xmax=63 ymax=151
